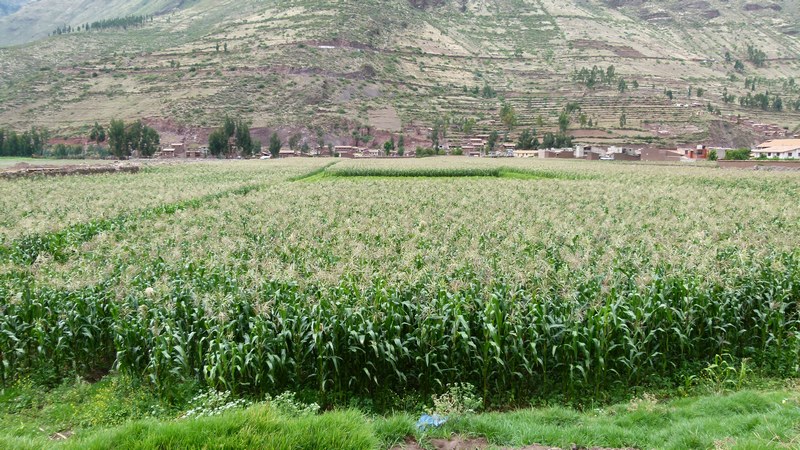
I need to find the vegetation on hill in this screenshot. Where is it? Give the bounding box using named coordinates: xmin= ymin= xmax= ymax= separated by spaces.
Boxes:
xmin=52 ymin=15 xmax=153 ymax=36
xmin=0 ymin=0 xmax=798 ymax=147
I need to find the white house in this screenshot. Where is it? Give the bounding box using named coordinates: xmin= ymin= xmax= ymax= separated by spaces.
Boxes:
xmin=752 ymin=139 xmax=800 ymax=159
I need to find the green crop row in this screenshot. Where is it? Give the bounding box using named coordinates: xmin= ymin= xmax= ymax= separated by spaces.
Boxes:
xmin=2 ymin=251 xmax=798 ymax=405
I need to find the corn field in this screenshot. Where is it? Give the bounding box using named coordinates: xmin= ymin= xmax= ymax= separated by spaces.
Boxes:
xmin=1 ymin=158 xmax=799 ymax=404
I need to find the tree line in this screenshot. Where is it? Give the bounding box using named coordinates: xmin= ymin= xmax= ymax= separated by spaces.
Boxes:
xmin=0 ymin=127 xmax=49 ymax=157
xmin=739 ymin=91 xmax=785 ymax=111
xmin=573 ymin=65 xmax=613 ymax=88
xmin=208 ymin=117 xmax=260 ymax=158
xmin=51 ymin=15 xmax=152 ymax=36
xmin=107 ymin=119 xmax=160 ymax=159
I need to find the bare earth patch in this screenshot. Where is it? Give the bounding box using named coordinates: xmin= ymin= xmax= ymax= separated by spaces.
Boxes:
xmin=0 ymin=162 xmax=140 ymax=179
xmin=48 ymin=429 xmax=73 ymax=441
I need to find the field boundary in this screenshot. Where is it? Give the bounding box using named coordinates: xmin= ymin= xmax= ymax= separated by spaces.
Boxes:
xmin=289 ymin=161 xmax=340 ymax=182
xmin=302 ymin=166 xmax=590 ymax=181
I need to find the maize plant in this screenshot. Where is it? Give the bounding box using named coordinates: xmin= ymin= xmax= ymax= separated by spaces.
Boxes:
xmin=1 ymin=159 xmax=799 ymax=406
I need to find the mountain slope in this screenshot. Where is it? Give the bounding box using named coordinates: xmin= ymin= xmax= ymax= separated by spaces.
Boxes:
xmin=0 ymin=0 xmax=798 ymax=147
xmin=0 ymin=0 xmax=183 ymax=46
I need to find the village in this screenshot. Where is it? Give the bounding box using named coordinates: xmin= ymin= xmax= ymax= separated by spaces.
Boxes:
xmin=148 ymin=135 xmax=800 ymax=164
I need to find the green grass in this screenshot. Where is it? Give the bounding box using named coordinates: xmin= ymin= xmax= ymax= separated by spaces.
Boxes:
xmin=2 ymin=377 xmax=799 ymax=449
xmin=435 ymin=391 xmax=800 ymax=449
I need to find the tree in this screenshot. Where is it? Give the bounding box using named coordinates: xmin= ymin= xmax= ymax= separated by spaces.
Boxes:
xmin=666 ymin=90 xmax=674 ymax=100
xmin=734 ymin=60 xmax=745 ymax=71
xmin=288 ymin=133 xmax=301 ymax=151
xmin=722 ymin=87 xmax=736 ymax=104
xmin=300 ymin=142 xmax=309 ymax=154
xmin=499 ymin=103 xmax=517 ymax=130
xmin=430 ymin=125 xmax=440 ymax=149
xmin=486 ymin=130 xmax=499 ymax=154
xmin=558 ymin=111 xmax=570 ymax=133
xmin=542 ymin=132 xmax=555 ymax=149
xmin=460 ymin=117 xmax=476 ymax=135
xmin=517 ymin=129 xmax=535 ymax=150
xmin=127 ymin=120 xmax=160 ymax=157
xmin=606 ymin=65 xmax=615 ymax=81
xmin=223 ymin=116 xmax=236 ymax=138
xmin=725 ymin=148 xmax=751 ymax=160
xmin=382 ymin=135 xmax=397 ymax=156
xmin=235 ymin=122 xmax=254 ymax=157
xmin=269 ymin=132 xmax=282 ymax=158
xmin=89 ymin=122 xmax=106 ymax=142
xmin=773 ymin=96 xmax=783 ymax=112
xmin=397 ymin=135 xmax=405 ymax=156
xmin=747 ymin=44 xmax=766 ymax=67
xmin=208 ymin=117 xmax=255 ymax=157
xmin=696 ymin=87 xmax=705 ymax=97
xmin=108 ymin=119 xmax=128 ymax=159
xmin=619 ymin=113 xmax=627 ymax=128
xmin=208 ymin=129 xmax=227 ymax=157
xmin=618 ymin=78 xmax=627 ymax=93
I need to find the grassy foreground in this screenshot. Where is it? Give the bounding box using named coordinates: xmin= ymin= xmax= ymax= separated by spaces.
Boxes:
xmin=1 ymin=376 xmax=799 ymax=450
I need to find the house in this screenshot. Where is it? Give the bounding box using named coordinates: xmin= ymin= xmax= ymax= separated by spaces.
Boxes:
xmin=278 ymin=149 xmax=297 ymax=158
xmin=513 ymin=150 xmax=538 ymax=158
xmin=751 ymin=139 xmax=800 ymax=159
xmin=683 ymin=145 xmax=709 ymax=160
xmin=185 ymin=145 xmax=202 ymax=158
xmin=159 ymin=147 xmax=175 ymax=158
xmin=639 ymin=148 xmax=683 ymax=162
xmin=171 ymin=143 xmax=185 ymax=157
xmin=334 ymin=146 xmax=356 ymax=158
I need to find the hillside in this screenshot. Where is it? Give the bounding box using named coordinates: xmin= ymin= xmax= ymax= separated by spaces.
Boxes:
xmin=0 ymin=0 xmax=799 ymax=148
xmin=0 ymin=0 xmax=183 ymax=46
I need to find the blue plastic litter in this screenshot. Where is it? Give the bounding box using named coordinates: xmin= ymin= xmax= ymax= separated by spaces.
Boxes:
xmin=416 ymin=414 xmax=448 ymax=431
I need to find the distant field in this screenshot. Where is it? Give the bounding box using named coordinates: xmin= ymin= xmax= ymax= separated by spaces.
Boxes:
xmin=1 ymin=158 xmax=799 ymax=411
xmin=0 ymin=157 xmax=111 ymax=168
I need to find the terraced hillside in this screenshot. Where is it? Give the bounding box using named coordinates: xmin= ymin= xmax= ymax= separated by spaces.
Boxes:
xmin=0 ymin=0 xmax=798 ymax=147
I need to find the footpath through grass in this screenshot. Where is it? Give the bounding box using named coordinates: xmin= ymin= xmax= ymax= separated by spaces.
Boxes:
xmin=1 ymin=376 xmax=799 ymax=449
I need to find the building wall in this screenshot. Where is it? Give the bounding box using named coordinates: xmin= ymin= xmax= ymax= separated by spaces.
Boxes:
xmin=640 ymin=149 xmax=681 ymax=162
xmin=615 ymin=153 xmax=642 ymax=161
